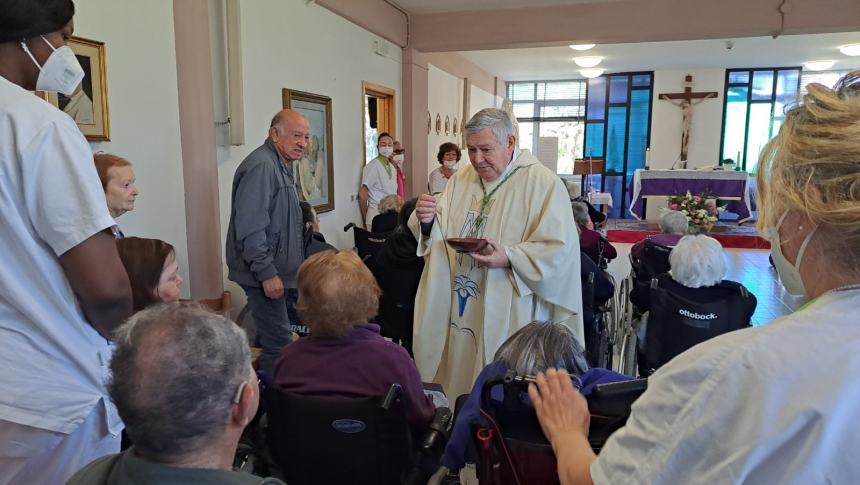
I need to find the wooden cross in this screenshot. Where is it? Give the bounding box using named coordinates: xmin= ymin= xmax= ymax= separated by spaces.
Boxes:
xmin=658 ymin=74 xmax=718 ymax=162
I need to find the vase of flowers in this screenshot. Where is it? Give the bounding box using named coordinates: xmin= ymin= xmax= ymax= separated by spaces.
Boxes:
xmin=667 ymin=191 xmax=723 ymax=233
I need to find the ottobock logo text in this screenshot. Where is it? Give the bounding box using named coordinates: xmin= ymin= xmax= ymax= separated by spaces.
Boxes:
xmin=679 ymin=309 xmax=717 ymax=320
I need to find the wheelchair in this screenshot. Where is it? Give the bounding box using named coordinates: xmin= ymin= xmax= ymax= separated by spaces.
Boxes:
xmin=465 ymin=371 xmax=647 ymax=485
xmin=638 ymin=275 xmax=756 ymax=376
xmin=344 ymin=222 xmax=390 ymax=270
xmin=264 ymin=383 xmax=453 ymax=485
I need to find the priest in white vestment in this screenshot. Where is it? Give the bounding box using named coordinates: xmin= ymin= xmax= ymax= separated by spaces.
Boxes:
xmin=409 ymin=108 xmax=583 ymax=397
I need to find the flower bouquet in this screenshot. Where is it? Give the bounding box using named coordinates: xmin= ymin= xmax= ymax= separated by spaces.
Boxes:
xmin=667 ymin=191 xmax=723 ymax=233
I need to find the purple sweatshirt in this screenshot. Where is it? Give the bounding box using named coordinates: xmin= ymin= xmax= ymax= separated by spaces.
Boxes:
xmin=273 ymin=324 xmax=435 ymax=429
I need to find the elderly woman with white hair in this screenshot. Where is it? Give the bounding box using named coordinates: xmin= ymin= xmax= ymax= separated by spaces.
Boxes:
xmin=440 ymin=321 xmax=629 ymax=476
xmin=629 ymin=235 xmax=756 ymax=357
xmin=572 ymin=201 xmax=617 ymax=266
xmin=630 ymin=209 xmax=689 ymax=261
xmin=527 ymin=71 xmax=860 ymax=484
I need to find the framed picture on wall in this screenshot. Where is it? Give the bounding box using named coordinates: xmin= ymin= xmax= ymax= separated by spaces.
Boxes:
xmin=282 ymin=88 xmax=335 ymax=213
xmin=36 ymin=36 xmax=110 ymax=141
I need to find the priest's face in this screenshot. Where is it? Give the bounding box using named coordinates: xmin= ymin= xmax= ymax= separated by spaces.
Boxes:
xmin=466 ymin=128 xmax=516 ymax=182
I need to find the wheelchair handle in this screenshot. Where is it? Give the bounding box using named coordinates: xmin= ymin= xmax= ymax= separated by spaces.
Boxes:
xmin=421 ymin=406 xmax=453 ymax=450
xmin=379 ymin=383 xmax=403 ymax=410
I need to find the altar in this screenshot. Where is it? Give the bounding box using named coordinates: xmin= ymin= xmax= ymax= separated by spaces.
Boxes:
xmin=628 ymin=169 xmax=753 ymax=222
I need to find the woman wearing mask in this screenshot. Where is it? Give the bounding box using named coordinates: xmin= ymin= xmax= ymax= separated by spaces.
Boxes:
xmin=428 ymin=142 xmax=461 ymax=195
xmin=0 ymin=1 xmax=134 ymax=481
xmin=359 ymin=132 xmax=399 ymax=228
xmin=529 ymin=71 xmax=860 ymax=485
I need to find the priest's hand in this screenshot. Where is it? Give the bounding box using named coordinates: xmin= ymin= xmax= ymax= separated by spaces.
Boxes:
xmin=470 ymin=238 xmax=509 ymax=268
xmin=416 ymin=193 xmax=437 ymax=224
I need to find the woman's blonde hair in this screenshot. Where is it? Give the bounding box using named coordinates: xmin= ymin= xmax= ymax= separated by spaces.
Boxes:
xmin=756 ymin=70 xmax=860 ymax=278
xmin=294 ymin=250 xmax=380 ymax=337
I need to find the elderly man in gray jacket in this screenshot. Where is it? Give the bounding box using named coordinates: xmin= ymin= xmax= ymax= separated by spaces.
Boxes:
xmin=226 ymin=109 xmax=309 ymax=373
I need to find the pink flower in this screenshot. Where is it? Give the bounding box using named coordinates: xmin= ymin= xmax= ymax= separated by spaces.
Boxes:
xmin=693 ymin=196 xmax=701 ymax=202
xmin=671 ymin=204 xmax=679 ymax=210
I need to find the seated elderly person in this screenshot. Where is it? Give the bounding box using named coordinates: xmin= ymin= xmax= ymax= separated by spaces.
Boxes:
xmin=371 ymin=194 xmax=402 ymax=234
xmin=299 ymin=201 xmax=334 ymax=257
xmin=68 ymin=303 xmax=282 ymax=484
xmin=370 ymin=197 xmax=422 ymax=354
xmin=273 ymin=250 xmax=435 ymax=429
xmin=630 ymin=209 xmax=689 ymax=261
xmin=580 ymin=252 xmax=614 ymax=366
xmin=441 ymin=321 xmax=629 ymax=476
xmin=116 ymin=237 xmax=183 ymax=312
xmin=630 ymin=235 xmax=756 ymax=374
xmin=572 ymin=201 xmax=617 ymax=266
xmin=95 ymin=153 xmax=139 ymax=237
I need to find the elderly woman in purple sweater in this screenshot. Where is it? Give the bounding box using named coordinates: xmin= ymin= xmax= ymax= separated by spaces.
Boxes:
xmin=273 ymin=250 xmax=435 ymax=429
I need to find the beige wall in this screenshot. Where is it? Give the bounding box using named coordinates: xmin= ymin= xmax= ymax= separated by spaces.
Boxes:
xmin=210 ymin=0 xmax=403 ymax=308
xmin=73 ymin=0 xmax=191 ymax=298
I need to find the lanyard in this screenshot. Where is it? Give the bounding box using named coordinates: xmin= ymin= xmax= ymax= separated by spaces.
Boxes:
xmin=474 ymin=166 xmax=522 ymax=229
xmin=379 ymin=156 xmax=393 ymax=179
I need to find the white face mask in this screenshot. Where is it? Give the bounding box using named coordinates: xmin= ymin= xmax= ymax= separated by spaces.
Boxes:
xmin=378 ymin=146 xmax=394 ymax=158
xmin=765 ymin=213 xmax=817 ymax=296
xmin=20 ymin=36 xmax=84 ymax=96
xmin=443 ymin=160 xmax=457 ymax=169
xmin=393 ymin=154 xmax=404 ymax=165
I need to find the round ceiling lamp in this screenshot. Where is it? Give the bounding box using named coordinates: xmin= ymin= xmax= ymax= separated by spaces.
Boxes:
xmin=573 ymin=56 xmax=603 ymax=68
xmin=803 ymin=60 xmax=836 ymax=71
xmin=579 ymin=68 xmax=605 ymax=79
xmin=569 ymin=44 xmax=596 ymax=51
xmin=838 ymin=43 xmax=860 ymax=56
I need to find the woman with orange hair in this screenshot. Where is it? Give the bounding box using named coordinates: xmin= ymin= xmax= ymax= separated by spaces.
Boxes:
xmin=273 ymin=250 xmax=435 ymax=429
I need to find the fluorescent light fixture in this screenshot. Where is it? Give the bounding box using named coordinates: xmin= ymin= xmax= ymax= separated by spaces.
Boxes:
xmin=579 ymin=68 xmax=605 ymax=79
xmin=569 ymin=44 xmax=596 ymax=51
xmin=574 ymin=56 xmax=603 ymax=68
xmin=839 ymin=43 xmax=860 ymax=56
xmin=803 ymin=60 xmax=836 ymax=71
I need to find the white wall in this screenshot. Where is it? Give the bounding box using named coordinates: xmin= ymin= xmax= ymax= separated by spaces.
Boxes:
xmin=650 ymin=69 xmax=725 ymax=169
xmin=646 ymin=68 xmax=725 ymax=219
xmin=74 ymin=0 xmax=190 ymax=297
xmin=426 ymin=64 xmax=464 ymax=177
xmin=211 ymin=0 xmax=403 ymax=304
xmin=469 ymin=85 xmax=497 ymax=118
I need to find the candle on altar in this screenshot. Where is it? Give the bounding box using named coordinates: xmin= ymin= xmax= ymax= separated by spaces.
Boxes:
xmin=645 ymin=147 xmax=651 ymax=169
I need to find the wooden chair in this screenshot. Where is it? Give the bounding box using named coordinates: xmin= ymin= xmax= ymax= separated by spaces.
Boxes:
xmin=192 ymin=290 xmax=232 ymax=318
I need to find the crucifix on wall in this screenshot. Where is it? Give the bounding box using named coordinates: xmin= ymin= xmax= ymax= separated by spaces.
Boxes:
xmin=658 ymin=74 xmax=718 ymax=163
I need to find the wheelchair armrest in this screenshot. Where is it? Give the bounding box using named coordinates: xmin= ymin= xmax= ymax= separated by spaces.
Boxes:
xmin=587 ymin=379 xmax=648 ymax=418
xmin=379 ymin=383 xmax=403 ymax=410
xmin=421 ymin=406 xmax=453 ymax=451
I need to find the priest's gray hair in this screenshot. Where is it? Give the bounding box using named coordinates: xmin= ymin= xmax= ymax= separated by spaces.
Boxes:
xmin=493 ymin=321 xmax=589 ymax=377
xmin=660 ymin=210 xmax=689 ymax=234
xmin=571 ymin=202 xmax=591 ymax=227
xmin=669 ymin=235 xmax=726 ymax=288
xmin=464 ymin=108 xmax=516 ymax=145
xmin=108 ymin=303 xmax=252 ymax=459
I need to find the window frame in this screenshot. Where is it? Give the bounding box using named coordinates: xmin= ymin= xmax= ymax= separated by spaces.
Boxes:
xmin=719 ymin=67 xmax=801 ymax=172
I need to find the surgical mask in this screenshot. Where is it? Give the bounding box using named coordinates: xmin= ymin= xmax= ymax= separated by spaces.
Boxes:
xmin=379 ymin=146 xmax=394 ymax=158
xmin=393 ymin=154 xmax=404 ymax=165
xmin=443 ymin=160 xmax=457 ymax=169
xmin=20 ymin=36 xmax=84 ymax=96
xmin=765 ymin=213 xmax=817 ymax=296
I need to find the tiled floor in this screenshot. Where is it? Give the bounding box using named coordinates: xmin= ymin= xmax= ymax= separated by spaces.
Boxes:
xmin=606 ymin=243 xmax=803 ymax=326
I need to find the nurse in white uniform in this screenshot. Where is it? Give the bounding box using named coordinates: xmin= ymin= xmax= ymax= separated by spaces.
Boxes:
xmin=528 ymin=70 xmax=860 ymax=485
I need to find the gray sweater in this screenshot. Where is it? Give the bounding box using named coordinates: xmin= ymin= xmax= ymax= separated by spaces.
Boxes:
xmin=226 ymin=139 xmax=304 ymax=288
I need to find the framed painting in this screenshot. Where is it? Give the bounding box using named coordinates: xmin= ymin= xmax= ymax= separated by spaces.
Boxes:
xmin=283 ymin=88 xmax=335 ymax=213
xmin=36 ymin=36 xmax=110 ymax=141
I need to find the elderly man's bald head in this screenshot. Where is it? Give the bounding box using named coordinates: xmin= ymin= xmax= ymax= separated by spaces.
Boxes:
xmin=269 ymin=109 xmax=310 ymax=162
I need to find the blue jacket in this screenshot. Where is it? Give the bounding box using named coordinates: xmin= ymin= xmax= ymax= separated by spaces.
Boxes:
xmin=442 ymin=362 xmax=631 ymax=471
xmin=226 ymin=139 xmax=304 ymax=288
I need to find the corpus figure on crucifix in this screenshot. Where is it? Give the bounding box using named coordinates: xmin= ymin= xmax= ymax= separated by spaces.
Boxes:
xmin=659 ymin=74 xmax=718 ymax=163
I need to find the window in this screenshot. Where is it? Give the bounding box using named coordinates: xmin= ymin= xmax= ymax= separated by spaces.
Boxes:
xmin=799 ymin=69 xmax=852 ymax=97
xmin=506 ymin=80 xmax=587 ymax=174
xmin=720 ymin=68 xmax=800 ymax=173
xmin=582 ymin=72 xmax=654 ymax=218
